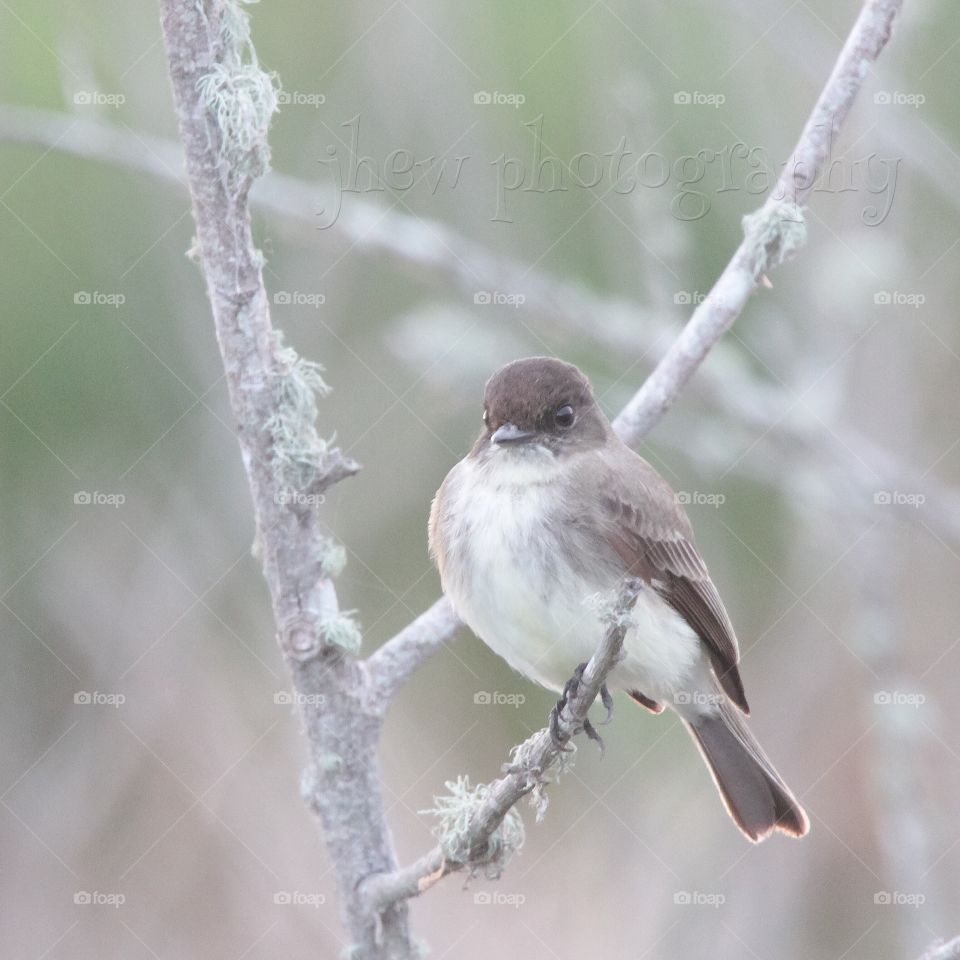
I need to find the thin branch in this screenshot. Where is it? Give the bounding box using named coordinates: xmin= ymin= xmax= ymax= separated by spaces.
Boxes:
xmin=613 ymin=0 xmax=901 ymax=443
xmin=365 ymin=596 xmax=461 ymax=710
xmin=361 ymin=579 xmax=642 ymax=911
xmin=359 ymin=0 xmax=903 ymax=911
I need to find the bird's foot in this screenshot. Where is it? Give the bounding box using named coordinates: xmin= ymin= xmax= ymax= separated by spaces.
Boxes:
xmin=598 ymin=683 xmax=614 ymax=725
xmin=549 ymin=661 xmax=588 ymax=752
xmin=549 ymin=661 xmax=608 ymax=755
xmin=583 ymin=717 xmax=605 ymax=757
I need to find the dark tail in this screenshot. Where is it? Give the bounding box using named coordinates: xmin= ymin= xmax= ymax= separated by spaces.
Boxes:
xmin=685 ymin=703 xmax=809 ymax=842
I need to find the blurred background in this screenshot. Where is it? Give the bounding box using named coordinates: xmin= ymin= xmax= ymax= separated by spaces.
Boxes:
xmin=2 ymin=0 xmax=959 ymax=957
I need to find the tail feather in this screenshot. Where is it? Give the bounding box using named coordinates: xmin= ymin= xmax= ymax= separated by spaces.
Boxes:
xmin=685 ymin=703 xmax=808 ymax=842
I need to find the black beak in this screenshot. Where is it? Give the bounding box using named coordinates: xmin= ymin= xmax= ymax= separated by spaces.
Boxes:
xmin=491 ymin=422 xmax=536 ymax=445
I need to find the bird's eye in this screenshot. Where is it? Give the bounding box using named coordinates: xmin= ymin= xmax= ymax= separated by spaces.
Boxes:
xmin=482 ymin=409 xmax=489 ymax=425
xmin=554 ymin=404 xmax=575 ymax=428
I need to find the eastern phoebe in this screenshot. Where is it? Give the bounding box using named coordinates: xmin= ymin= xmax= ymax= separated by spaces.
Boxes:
xmin=429 ymin=357 xmax=808 ymax=842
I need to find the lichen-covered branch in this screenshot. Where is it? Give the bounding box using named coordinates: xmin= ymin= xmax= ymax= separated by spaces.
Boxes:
xmin=360 ymin=0 xmax=903 ymax=913
xmin=158 ymin=2 xmax=409 ymax=956
xmin=361 ymin=580 xmax=642 ymax=911
xmin=366 ymin=0 xmax=903 ymax=715
xmin=613 ymin=0 xmax=902 ymax=444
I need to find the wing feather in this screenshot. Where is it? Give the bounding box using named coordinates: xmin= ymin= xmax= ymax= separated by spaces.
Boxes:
xmin=598 ymin=452 xmax=749 ymax=713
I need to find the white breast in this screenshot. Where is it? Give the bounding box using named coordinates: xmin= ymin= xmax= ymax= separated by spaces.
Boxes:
xmin=437 ymin=448 xmax=704 ymax=700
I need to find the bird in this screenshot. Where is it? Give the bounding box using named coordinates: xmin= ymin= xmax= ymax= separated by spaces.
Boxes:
xmin=429 ymin=356 xmax=809 ymax=842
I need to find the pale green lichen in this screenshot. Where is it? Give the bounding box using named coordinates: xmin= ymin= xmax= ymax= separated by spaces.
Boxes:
xmin=264 ymin=335 xmax=350 ymax=587
xmin=508 ymin=734 xmax=577 ymax=822
xmin=266 ymin=334 xmax=334 ymax=492
xmin=317 ymin=752 xmax=344 ymax=774
xmin=741 ymin=200 xmax=807 ymax=274
xmin=319 ymin=541 xmax=347 ymax=579
xmin=321 ymin=613 xmax=362 ymax=655
xmin=197 ymin=0 xmax=279 ymax=183
xmin=421 ymin=776 xmax=525 ymax=879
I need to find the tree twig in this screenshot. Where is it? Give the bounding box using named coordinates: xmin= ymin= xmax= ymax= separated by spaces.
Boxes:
xmin=361 ymin=579 xmax=643 ymax=911
xmin=359 ymin=0 xmax=903 ymax=912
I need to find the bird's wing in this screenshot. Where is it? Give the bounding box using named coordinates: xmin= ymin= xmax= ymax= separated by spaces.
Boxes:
xmin=596 ymin=446 xmax=749 ymax=713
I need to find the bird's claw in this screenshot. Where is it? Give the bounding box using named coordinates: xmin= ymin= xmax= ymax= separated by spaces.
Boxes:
xmin=550 ymin=661 xmax=609 ymax=755
xmin=549 ymin=698 xmax=574 ymax=752
xmin=583 ymin=717 xmax=605 ymax=757
xmin=598 ymin=683 xmax=614 ymax=725
xmin=550 ymin=661 xmax=588 ymax=752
